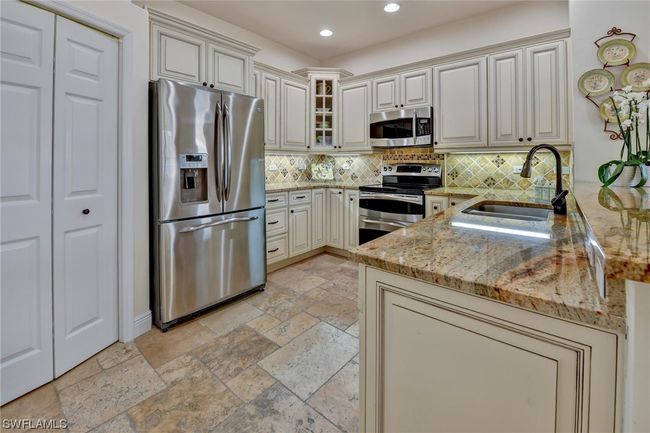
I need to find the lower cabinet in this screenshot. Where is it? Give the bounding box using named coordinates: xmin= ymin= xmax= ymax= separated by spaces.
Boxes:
xmin=266 ymin=233 xmax=288 ymax=264
xmin=424 ymin=195 xmax=449 ymax=217
xmin=288 ymin=204 xmax=311 ymax=256
xmin=312 ymin=189 xmax=327 ymax=248
xmin=327 ymin=188 xmax=345 ymax=248
xmin=360 ymin=266 xmax=621 ymax=433
xmin=344 ymin=190 xmax=359 ymax=249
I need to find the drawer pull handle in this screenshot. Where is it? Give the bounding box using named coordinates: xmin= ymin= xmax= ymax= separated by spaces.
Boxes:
xmin=268 ymin=220 xmax=279 ymax=225
xmin=295 ymin=195 xmax=306 ymax=199
xmin=268 ymin=198 xmax=280 ymax=203
xmin=268 ymin=247 xmax=279 ymax=253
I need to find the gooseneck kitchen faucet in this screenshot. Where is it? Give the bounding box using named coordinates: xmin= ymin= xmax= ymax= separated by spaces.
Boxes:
xmin=520 ymin=144 xmax=568 ymax=215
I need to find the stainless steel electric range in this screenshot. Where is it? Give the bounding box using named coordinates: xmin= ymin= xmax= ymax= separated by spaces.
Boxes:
xmin=358 ymin=163 xmax=442 ymax=245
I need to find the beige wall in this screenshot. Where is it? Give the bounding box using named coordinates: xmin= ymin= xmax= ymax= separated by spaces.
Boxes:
xmin=134 ymin=0 xmax=319 ymax=71
xmin=321 ymin=1 xmax=569 ymax=74
xmin=65 ymin=0 xmax=150 ymax=316
xmin=569 ymin=0 xmax=650 ymax=183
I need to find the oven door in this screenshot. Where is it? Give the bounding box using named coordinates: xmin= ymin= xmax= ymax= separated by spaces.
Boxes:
xmin=359 ymin=192 xmax=424 ymax=222
xmin=359 ymin=217 xmax=411 ymax=245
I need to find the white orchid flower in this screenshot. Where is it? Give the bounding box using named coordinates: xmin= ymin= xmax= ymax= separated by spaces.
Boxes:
xmin=623 ymin=85 xmax=633 ymax=93
xmin=621 ymin=119 xmax=633 ymax=129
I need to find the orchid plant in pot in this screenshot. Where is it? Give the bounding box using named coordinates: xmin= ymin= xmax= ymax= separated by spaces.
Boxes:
xmin=598 ymin=83 xmax=650 ymax=187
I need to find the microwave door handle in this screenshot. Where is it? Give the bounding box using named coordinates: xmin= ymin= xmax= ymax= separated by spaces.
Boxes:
xmin=215 ymin=102 xmax=223 ymax=202
xmin=223 ymin=103 xmax=231 ymax=202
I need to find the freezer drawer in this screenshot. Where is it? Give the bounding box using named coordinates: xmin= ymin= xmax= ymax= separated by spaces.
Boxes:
xmin=154 ymin=208 xmax=266 ymax=327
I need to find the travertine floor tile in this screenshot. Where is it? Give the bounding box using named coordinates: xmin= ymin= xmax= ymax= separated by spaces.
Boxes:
xmin=283 ymin=274 xmax=328 ymax=294
xmin=212 ymin=383 xmax=340 ymax=433
xmin=304 ymin=288 xmax=359 ymax=330
xmin=53 ymin=357 xmax=102 ymax=391
xmin=308 ymin=359 xmax=359 ymax=433
xmin=135 ymin=320 xmax=217 ymax=368
xmin=263 ymin=312 xmax=320 ymax=346
xmin=96 ymin=342 xmax=140 ymax=369
xmin=198 ymin=300 xmax=263 ymax=337
xmin=246 ymin=313 xmax=282 ymax=333
xmin=345 ymin=321 xmax=360 ymax=338
xmin=89 ymin=413 xmax=136 ymax=433
xmin=155 ymin=354 xmax=211 ymax=386
xmin=59 ymin=356 xmax=165 ymax=433
xmin=128 ymin=371 xmax=240 ymax=433
xmin=258 ymin=322 xmax=358 ymax=400
xmin=192 ymin=326 xmax=279 ymax=382
xmin=267 ymin=267 xmax=308 ymax=285
xmin=0 ymin=383 xmax=61 ymax=424
xmin=318 ymin=278 xmax=358 ymax=301
xmin=225 ymin=366 xmax=276 ymax=402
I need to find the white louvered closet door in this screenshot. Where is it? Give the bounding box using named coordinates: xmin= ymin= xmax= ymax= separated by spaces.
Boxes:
xmin=0 ymin=1 xmax=55 ymax=405
xmin=52 ymin=16 xmax=119 ymax=377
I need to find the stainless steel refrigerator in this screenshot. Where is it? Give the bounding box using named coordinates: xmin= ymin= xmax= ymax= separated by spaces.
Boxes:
xmin=149 ymin=79 xmax=266 ymax=331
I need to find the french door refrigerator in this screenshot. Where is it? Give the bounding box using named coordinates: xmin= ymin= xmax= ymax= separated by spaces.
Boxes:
xmin=150 ymin=79 xmax=266 ymax=330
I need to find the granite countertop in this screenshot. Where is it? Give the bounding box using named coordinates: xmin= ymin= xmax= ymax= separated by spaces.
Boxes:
xmin=265 ymin=182 xmax=360 ymax=193
xmin=352 ymin=188 xmax=627 ymax=332
xmin=572 ymin=182 xmax=650 ymax=283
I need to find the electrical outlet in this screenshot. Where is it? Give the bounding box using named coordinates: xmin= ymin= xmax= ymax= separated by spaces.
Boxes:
xmin=513 ymin=166 xmax=523 ymax=174
xmin=342 ymin=162 xmax=351 ymax=170
xmin=562 ymin=165 xmax=571 ymax=174
xmin=269 ymin=163 xmax=278 ymax=171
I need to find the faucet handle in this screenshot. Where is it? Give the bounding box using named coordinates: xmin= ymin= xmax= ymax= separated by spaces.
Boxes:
xmin=551 ymin=190 xmax=568 ymax=215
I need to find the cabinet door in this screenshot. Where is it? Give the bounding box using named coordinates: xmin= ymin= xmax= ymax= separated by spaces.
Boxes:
xmin=339 ymin=81 xmax=370 ymax=151
xmin=289 ymin=204 xmax=311 ymax=257
xmin=262 ymin=73 xmax=281 ymax=150
xmin=344 ymin=190 xmax=359 ymax=250
xmin=525 ymin=41 xmax=567 ymax=145
xmin=372 ymin=76 xmax=399 ymax=112
xmin=327 ymin=189 xmax=344 ymax=248
xmin=433 ymin=58 xmax=487 ymax=148
xmin=208 ymin=44 xmax=249 ymax=94
xmin=424 ymin=196 xmax=448 ymax=217
xmin=151 ymin=24 xmax=205 ymax=83
xmin=400 ymin=68 xmax=431 ymax=108
xmin=281 ymin=79 xmax=309 ymax=151
xmin=488 ymin=50 xmax=525 ymax=146
xmin=53 ymin=16 xmax=119 ymax=377
xmin=0 ymin=0 xmax=55 ymax=404
xmin=312 ymin=189 xmax=327 ymax=249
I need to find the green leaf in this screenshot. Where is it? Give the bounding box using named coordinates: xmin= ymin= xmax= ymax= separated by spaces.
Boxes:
xmin=633 ymin=164 xmax=648 ymax=188
xmin=598 ymin=160 xmax=625 ymax=187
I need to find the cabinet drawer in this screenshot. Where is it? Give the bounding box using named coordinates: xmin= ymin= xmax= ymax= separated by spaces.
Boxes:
xmin=266 ymin=208 xmax=288 ymax=236
xmin=266 ymin=234 xmax=288 ymax=264
xmin=289 ymin=190 xmax=311 ymax=205
xmin=266 ymin=192 xmax=288 ymax=209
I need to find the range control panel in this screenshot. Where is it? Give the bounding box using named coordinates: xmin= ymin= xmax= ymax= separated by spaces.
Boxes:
xmin=382 ymin=164 xmax=441 ymax=177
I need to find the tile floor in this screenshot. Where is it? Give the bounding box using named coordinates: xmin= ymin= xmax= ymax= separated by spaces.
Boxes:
xmin=0 ymin=253 xmax=360 ymax=433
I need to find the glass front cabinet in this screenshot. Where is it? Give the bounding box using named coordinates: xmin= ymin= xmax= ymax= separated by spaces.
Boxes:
xmin=312 ymin=75 xmax=336 ymax=151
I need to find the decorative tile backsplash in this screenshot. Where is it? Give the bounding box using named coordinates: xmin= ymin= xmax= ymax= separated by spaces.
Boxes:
xmin=445 ymin=151 xmax=572 ymax=190
xmin=265 ymin=150 xmax=572 ymax=190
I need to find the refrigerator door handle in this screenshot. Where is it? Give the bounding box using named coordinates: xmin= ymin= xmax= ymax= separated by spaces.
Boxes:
xmin=223 ymin=103 xmax=231 ymax=201
xmin=215 ymin=102 xmax=223 ymax=202
xmin=179 ymin=216 xmax=259 ymax=233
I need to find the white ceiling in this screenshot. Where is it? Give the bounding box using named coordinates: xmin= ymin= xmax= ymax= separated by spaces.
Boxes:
xmin=180 ymin=1 xmax=519 ymax=61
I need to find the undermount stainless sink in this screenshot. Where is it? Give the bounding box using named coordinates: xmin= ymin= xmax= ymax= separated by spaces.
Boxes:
xmin=462 ymin=201 xmax=552 ymax=222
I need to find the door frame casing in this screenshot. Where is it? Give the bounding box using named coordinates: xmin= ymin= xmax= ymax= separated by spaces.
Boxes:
xmin=27 ymin=0 xmax=137 ymax=341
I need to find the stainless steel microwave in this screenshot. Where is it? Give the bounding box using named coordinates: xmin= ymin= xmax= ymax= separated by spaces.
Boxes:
xmin=369 ymin=107 xmax=433 ymax=148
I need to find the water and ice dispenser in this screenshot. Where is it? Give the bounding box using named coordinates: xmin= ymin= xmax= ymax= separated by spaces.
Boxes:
xmin=179 ymin=153 xmax=208 ymax=203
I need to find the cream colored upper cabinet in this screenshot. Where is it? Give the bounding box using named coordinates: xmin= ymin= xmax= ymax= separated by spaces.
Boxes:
xmin=208 ymin=44 xmax=250 ymax=94
xmin=488 ymin=50 xmax=525 ymax=146
xmin=400 ymin=68 xmax=431 ymax=108
xmin=433 ymin=57 xmax=487 ymax=148
xmin=281 ymin=79 xmax=310 ymax=151
xmin=372 ymin=76 xmax=399 ymax=112
xmin=151 ymin=24 xmax=206 ymax=84
xmin=339 ymin=81 xmax=371 ymax=151
xmin=525 ymin=41 xmax=567 ymax=145
xmin=262 ymin=73 xmax=281 ymax=150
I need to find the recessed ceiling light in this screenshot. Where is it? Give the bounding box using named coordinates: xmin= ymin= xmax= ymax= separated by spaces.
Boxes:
xmin=320 ymin=29 xmax=333 ymax=37
xmin=384 ymin=3 xmax=400 ymax=13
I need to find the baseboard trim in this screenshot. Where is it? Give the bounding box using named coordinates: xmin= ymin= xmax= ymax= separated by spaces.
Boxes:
xmin=267 ymin=246 xmax=352 ymax=273
xmin=133 ymin=310 xmax=152 ymax=338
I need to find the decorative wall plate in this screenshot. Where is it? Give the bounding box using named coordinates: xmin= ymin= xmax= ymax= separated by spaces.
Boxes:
xmin=621 ymin=63 xmax=650 ymax=91
xmin=578 ymin=69 xmax=615 ymax=96
xmin=599 ymin=100 xmax=629 ymax=123
xmin=597 ymin=39 xmax=636 ymax=66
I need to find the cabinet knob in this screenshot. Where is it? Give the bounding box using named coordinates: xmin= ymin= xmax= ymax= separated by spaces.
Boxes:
xmin=400 ymin=104 xmax=404 ymax=107
xmin=338 ymin=191 xmax=342 ymax=194
xmin=209 ymin=84 xmax=215 ymax=88
xmin=202 ymin=82 xmax=207 ymax=86
xmin=451 ymin=202 xmax=456 ymax=206
xmin=290 ymin=210 xmax=294 ymax=213
xmin=82 ymin=208 xmax=90 ymax=215
xmin=434 ymin=141 xmax=438 ymax=145
xmin=394 ymin=105 xmax=398 ymax=108
xmin=433 ymin=206 xmax=438 ymax=210
xmin=518 ymin=138 xmax=523 ymax=142
xmin=527 ymin=137 xmax=532 ymax=142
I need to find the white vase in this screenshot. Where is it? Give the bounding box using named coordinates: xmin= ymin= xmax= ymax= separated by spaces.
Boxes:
xmin=610 ymin=165 xmax=649 ymax=188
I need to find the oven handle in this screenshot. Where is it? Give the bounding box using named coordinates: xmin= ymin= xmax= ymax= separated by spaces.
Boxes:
xmin=360 ymin=192 xmax=423 ymax=204
xmin=360 ymin=218 xmax=409 ymax=228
